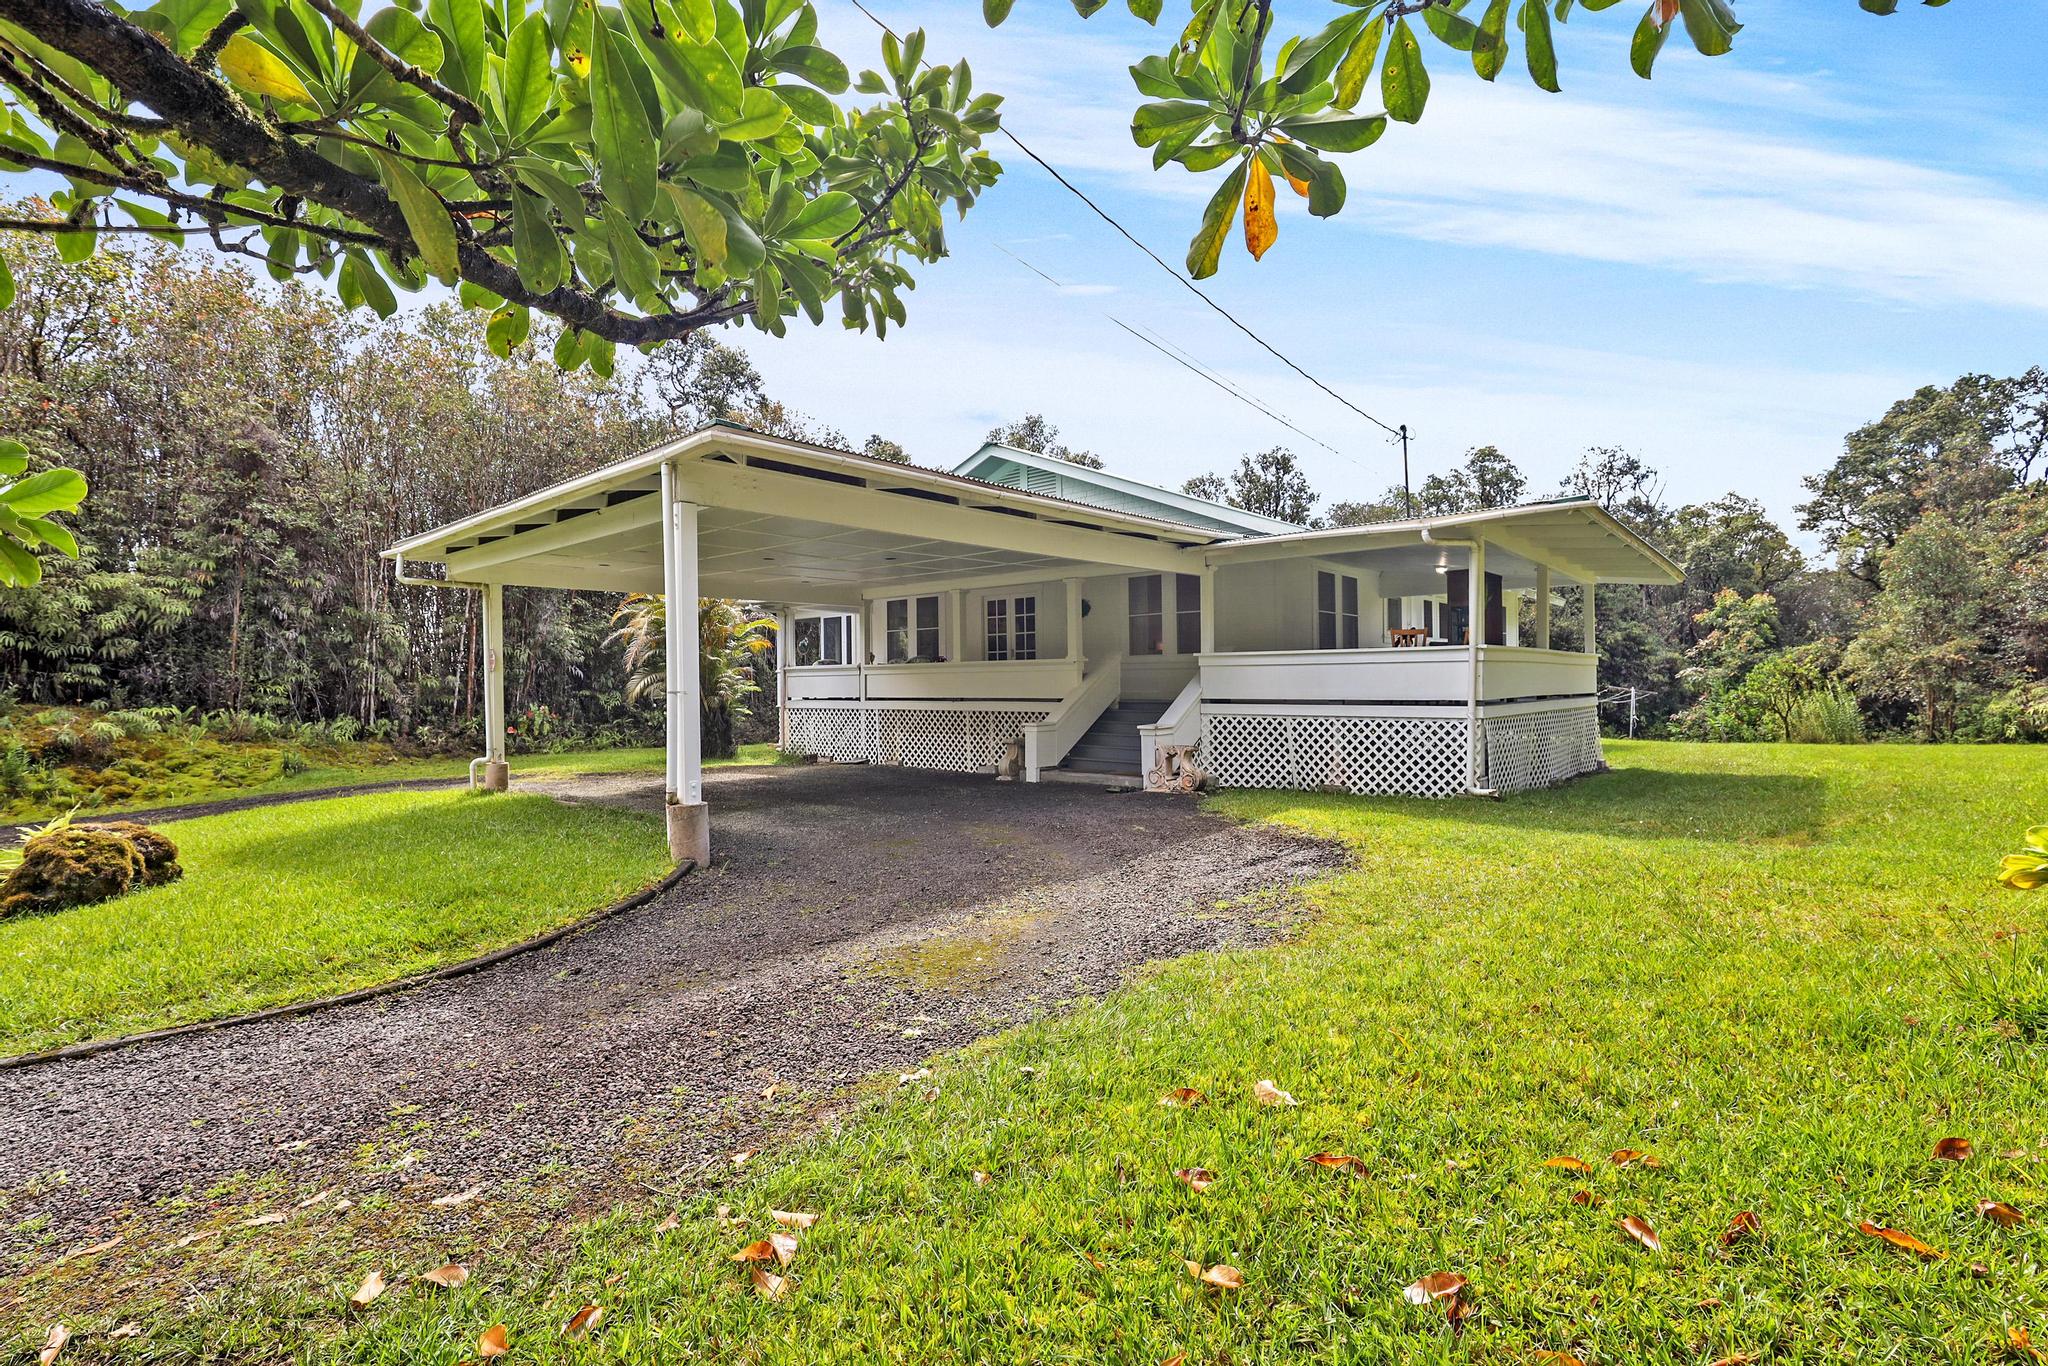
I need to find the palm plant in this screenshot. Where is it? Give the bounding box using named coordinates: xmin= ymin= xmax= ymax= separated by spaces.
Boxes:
xmin=608 ymin=596 xmax=776 ymax=760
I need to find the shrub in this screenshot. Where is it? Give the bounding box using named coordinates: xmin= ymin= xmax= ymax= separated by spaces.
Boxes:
xmin=0 ymin=744 xmax=33 ymax=797
xmin=327 ymin=716 xmax=361 ymax=744
xmin=0 ymin=825 xmax=143 ymax=917
xmin=104 ymin=709 xmax=162 ymax=739
xmin=1786 ymin=684 xmax=1865 ymax=744
xmin=81 ymin=821 xmax=182 ymax=887
xmin=279 ymin=748 xmax=312 ymax=775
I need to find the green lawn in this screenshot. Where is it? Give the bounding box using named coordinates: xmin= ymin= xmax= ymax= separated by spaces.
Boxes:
xmin=286 ymin=741 xmax=2046 ymax=1365
xmin=0 ymin=788 xmax=671 ymax=1057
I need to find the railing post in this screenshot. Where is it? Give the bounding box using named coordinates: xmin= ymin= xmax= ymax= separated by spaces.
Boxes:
xmin=1535 ymin=566 xmax=1552 ymax=650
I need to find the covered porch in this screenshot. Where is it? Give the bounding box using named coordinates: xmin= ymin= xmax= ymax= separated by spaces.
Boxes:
xmin=383 ymin=424 xmax=1228 ymax=863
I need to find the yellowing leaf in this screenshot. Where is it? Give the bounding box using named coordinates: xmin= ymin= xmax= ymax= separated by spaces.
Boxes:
xmin=1159 ymin=1086 xmax=1206 ymax=1108
xmin=1934 ymin=1136 xmax=1974 ymax=1162
xmin=1253 ymin=1078 xmax=1297 ymax=1107
xmin=1307 ymin=1153 xmax=1368 ymax=1176
xmin=422 ymin=1263 xmax=469 ymax=1288
xmin=1858 ymin=1219 xmax=1945 ymax=1260
xmin=1403 ymin=1271 xmax=1466 ymax=1305
xmin=347 ymin=1270 xmax=387 ymax=1310
xmin=218 ymin=34 xmax=314 ymax=106
xmin=477 ymin=1324 xmax=510 ymax=1357
xmin=1617 ymin=1215 xmax=1661 ymax=1252
xmin=1284 ymin=170 xmax=1311 ymax=198
xmin=1543 ymin=1155 xmax=1591 ymax=1173
xmin=1242 ymin=159 xmax=1277 ymax=261
xmin=773 ymin=1210 xmax=820 ymax=1230
xmin=1185 ymin=1260 xmax=1243 ymax=1290
xmin=1174 ymin=1166 xmax=1216 ymax=1192
xmin=563 ymin=1303 xmax=603 ymax=1338
xmin=1609 ymin=1149 xmax=1661 ymax=1168
xmin=731 ymin=1240 xmax=777 ymax=1263
xmin=1978 ymin=1199 xmax=2027 ymax=1228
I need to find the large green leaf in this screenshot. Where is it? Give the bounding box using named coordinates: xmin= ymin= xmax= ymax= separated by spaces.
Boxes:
xmin=1279 ymin=8 xmax=1367 ymax=94
xmin=339 ymin=250 xmax=397 ymax=316
xmin=983 ymin=0 xmax=1015 ymax=23
xmin=766 ymin=44 xmax=849 ymax=93
xmin=1331 ymin=14 xmax=1385 ymax=110
xmin=424 ymin=0 xmax=486 ymax=102
xmin=1278 ymin=110 xmax=1387 ymax=153
xmin=0 ymin=535 xmax=40 ymax=588
xmin=641 ymin=30 xmax=743 ymax=123
xmin=1679 ymin=0 xmax=1741 ymax=55
xmin=1521 ymin=0 xmax=1561 ymax=91
xmin=0 ymin=466 xmax=87 ymax=517
xmin=782 ymin=190 xmax=860 ymax=243
xmin=369 ymin=148 xmax=459 ymax=285
xmin=510 ymin=186 xmax=566 ymax=294
xmin=1381 ymin=17 xmax=1430 ymax=124
xmin=664 ymin=184 xmax=729 ymax=266
xmin=0 ymin=247 xmax=12 ymax=311
xmin=1630 ymin=2 xmax=1672 ymax=77
xmin=1473 ymin=0 xmax=1511 ymax=80
xmin=603 ymin=203 xmax=659 ymax=308
xmin=720 ymin=87 xmax=790 ymax=142
xmin=589 ymin=14 xmax=657 ymax=224
xmin=1185 ymin=156 xmax=1248 ymax=280
xmin=1131 ymin=99 xmax=1214 ymax=148
xmin=1272 ymin=140 xmax=1345 ymax=218
xmin=500 ymin=12 xmax=552 ymax=137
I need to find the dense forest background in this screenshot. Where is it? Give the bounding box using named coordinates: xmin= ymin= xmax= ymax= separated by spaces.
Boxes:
xmin=2 ymin=223 xmax=2044 ymax=749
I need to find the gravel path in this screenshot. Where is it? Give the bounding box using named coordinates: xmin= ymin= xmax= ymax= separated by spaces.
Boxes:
xmin=0 ymin=765 xmax=1342 ymax=1264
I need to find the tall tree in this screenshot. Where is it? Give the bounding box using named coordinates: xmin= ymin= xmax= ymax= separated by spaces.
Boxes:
xmin=985 ymin=413 xmax=1105 ymax=469
xmin=1842 ymin=512 xmax=1987 ymax=740
xmin=1181 ymin=446 xmax=1317 ymax=524
xmin=1414 ymin=444 xmax=1525 ymax=515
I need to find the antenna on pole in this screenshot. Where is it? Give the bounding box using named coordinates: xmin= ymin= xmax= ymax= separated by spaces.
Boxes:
xmin=1399 ymin=424 xmax=1413 ymax=517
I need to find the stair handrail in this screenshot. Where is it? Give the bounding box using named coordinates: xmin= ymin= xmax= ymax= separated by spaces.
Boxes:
xmin=1136 ymin=674 xmax=1202 ymax=789
xmin=1019 ymin=655 xmax=1122 ymax=782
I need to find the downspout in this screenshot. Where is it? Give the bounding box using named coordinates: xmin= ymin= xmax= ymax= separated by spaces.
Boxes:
xmin=1419 ymin=529 xmax=1498 ymax=797
xmin=388 ymin=550 xmax=493 ymax=786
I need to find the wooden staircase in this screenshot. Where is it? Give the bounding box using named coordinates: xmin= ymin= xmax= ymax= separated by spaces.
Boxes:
xmin=1057 ymin=699 xmax=1167 ymax=777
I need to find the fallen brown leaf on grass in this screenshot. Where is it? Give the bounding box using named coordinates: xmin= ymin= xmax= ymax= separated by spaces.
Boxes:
xmin=1721 ymin=1210 xmax=1763 ymax=1247
xmin=347 ymin=1271 xmax=387 ymax=1311
xmin=2009 ymin=1327 xmax=2042 ymax=1362
xmin=1858 ymin=1220 xmax=1946 ymax=1260
xmin=1173 ymin=1167 xmax=1217 ymax=1192
xmin=769 ymin=1231 xmax=800 ymax=1266
xmin=730 ymin=1148 xmax=758 ymax=1168
xmin=422 ymin=1263 xmax=469 ymax=1288
xmin=1543 ymin=1155 xmax=1592 ymax=1173
xmin=1307 ymin=1153 xmax=1368 ymax=1175
xmin=772 ymin=1210 xmax=819 ymax=1230
xmin=1571 ymin=1189 xmax=1600 ymax=1207
xmin=1159 ymin=1086 xmax=1206 ymax=1108
xmin=174 ymin=1231 xmax=212 ymax=1248
xmin=563 ymin=1304 xmax=603 ymax=1338
xmin=477 ymin=1324 xmax=510 ymax=1357
xmin=1253 ymin=1079 xmax=1298 ymax=1107
xmin=1978 ymin=1200 xmax=2027 ymax=1228
xmin=1609 ymin=1150 xmax=1662 ymax=1169
xmin=655 ymin=1213 xmax=681 ymax=1234
xmin=1444 ymin=1294 xmax=1477 ymax=1327
xmin=1532 ymin=1354 xmax=1585 ymax=1366
xmin=1185 ymin=1260 xmax=1244 ymax=1290
xmin=108 ymin=1324 xmax=141 ymax=1341
xmin=752 ymin=1266 xmax=790 ymax=1300
xmin=295 ymin=1189 xmax=333 ymax=1210
xmin=1971 ymin=1262 xmax=1992 ymax=1278
xmin=730 ymin=1239 xmax=778 ymax=1264
xmin=240 ymin=1212 xmax=288 ymax=1228
xmin=57 ymin=1234 xmax=122 ymax=1264
xmin=1935 ymin=1136 xmax=1975 ymax=1162
xmin=897 ymin=1068 xmax=931 ymax=1086
xmin=1079 ymin=1249 xmax=1107 ymax=1270
xmin=972 ymin=1170 xmax=992 ymax=1186
xmin=1707 ymin=1354 xmax=1758 ymax=1366
xmin=1160 ymin=1355 xmax=1187 ymax=1366
xmin=39 ymin=1324 xmax=67 ymax=1366
xmin=1617 ymin=1216 xmax=1662 ymax=1252
xmin=1403 ymin=1271 xmax=1467 ymax=1305
xmin=432 ymin=1185 xmax=485 ymax=1208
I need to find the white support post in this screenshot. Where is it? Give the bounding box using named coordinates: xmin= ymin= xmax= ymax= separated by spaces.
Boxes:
xmin=1467 ymin=539 xmax=1487 ymax=794
xmin=477 ymin=582 xmax=509 ymax=792
xmin=661 ymin=461 xmax=709 ymax=866
xmin=774 ymin=608 xmax=790 ymax=752
xmin=947 ymin=590 xmax=965 ymax=663
xmin=1198 ymin=565 xmax=1216 ymax=655
xmin=1064 ymin=577 xmax=1083 ymax=664
xmin=1534 ymin=565 xmax=1552 ymax=651
xmin=1582 ymin=578 xmax=1598 ymax=658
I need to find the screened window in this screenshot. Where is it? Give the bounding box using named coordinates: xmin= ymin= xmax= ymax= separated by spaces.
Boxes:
xmin=915 ymin=595 xmax=940 ymax=659
xmin=885 ymin=598 xmax=910 ymax=663
xmin=886 ymin=595 xmax=940 ymax=661
xmin=1385 ymin=597 xmax=1402 ymax=630
xmin=1316 ymin=571 xmax=1359 ymax=650
xmin=1128 ymin=575 xmax=1164 ymax=655
xmin=794 ymin=617 xmax=822 ymax=666
xmin=1174 ymin=573 xmax=1202 ymax=655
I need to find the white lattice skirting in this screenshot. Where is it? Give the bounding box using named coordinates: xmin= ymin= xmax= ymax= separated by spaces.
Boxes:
xmin=785 ymin=705 xmax=1049 ymax=774
xmin=1479 ymin=703 xmax=1604 ymax=794
xmin=1202 ymin=703 xmax=1602 ymax=799
xmin=1204 ymin=711 xmax=1472 ymax=798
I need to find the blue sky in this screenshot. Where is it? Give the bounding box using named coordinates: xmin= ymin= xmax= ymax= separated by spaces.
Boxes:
xmin=735 ymin=0 xmax=2048 ymax=546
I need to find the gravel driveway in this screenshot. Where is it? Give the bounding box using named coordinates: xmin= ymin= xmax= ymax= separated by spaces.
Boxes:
xmin=0 ymin=764 xmax=1342 ymax=1269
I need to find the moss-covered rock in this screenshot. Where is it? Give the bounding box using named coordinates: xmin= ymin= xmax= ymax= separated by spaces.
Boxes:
xmin=0 ymin=826 xmax=144 ymax=917
xmin=82 ymin=821 xmax=183 ymax=887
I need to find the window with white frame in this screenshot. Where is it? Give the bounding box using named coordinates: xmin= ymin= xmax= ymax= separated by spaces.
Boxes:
xmin=1128 ymin=574 xmax=1164 ymax=655
xmin=1174 ymin=573 xmax=1202 ymax=655
xmin=791 ymin=613 xmax=852 ymax=666
xmin=884 ymin=594 xmax=941 ymax=662
xmin=1317 ymin=570 xmax=1360 ymax=649
xmin=984 ymin=594 xmax=1038 ymax=661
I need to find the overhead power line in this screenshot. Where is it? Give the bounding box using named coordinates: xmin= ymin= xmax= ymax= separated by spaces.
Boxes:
xmin=840 ymin=0 xmax=1413 ymax=467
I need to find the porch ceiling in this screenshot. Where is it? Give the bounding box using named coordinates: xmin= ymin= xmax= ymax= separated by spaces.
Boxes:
xmin=385 ymin=424 xmax=1221 ymax=602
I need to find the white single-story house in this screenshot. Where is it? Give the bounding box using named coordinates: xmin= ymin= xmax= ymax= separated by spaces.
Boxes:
xmin=384 ymin=424 xmax=1681 ymax=862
